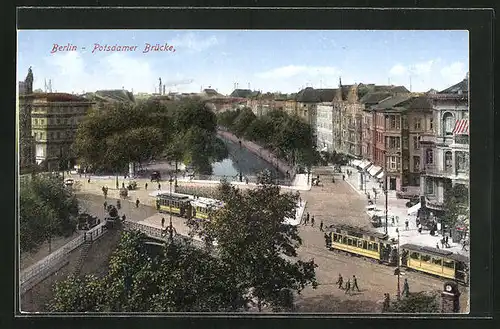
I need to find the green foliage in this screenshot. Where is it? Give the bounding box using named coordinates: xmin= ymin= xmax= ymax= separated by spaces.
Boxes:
xmin=388 ymin=292 xmax=440 ymax=313
xmin=73 ymin=99 xmax=226 ymax=175
xmin=49 ymin=231 xmax=247 ymax=312
xmin=20 ymin=175 xmax=79 ymax=252
xmin=442 ymin=184 xmax=469 ymax=229
xmin=217 ymin=109 xmax=316 ymax=167
xmin=191 ymin=171 xmax=318 ymax=311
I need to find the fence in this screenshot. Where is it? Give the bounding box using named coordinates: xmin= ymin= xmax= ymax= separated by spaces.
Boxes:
xmin=20 ymin=222 xmax=108 ymax=294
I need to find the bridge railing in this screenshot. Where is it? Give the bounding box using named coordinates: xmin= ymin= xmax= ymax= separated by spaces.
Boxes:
xmin=20 ymin=222 xmax=108 ymax=293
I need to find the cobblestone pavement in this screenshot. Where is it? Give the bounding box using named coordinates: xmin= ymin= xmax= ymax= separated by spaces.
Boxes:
xmin=70 ymin=171 xmax=469 ymax=313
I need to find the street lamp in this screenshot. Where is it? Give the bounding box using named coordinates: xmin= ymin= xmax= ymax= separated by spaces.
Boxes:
xmin=396 ymin=227 xmax=401 ymax=300
xmin=169 ymin=176 xmax=174 ymax=226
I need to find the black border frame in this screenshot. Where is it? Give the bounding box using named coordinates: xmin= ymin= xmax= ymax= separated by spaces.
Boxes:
xmin=3 ymin=4 xmax=496 ymax=329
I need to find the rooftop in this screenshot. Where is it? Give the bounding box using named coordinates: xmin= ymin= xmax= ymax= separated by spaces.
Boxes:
xmin=20 ymin=92 xmax=89 ymax=102
xmin=439 ymin=78 xmax=468 ymax=94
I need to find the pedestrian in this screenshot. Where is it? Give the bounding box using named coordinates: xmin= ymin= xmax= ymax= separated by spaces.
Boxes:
xmin=103 ymin=201 xmax=107 ymax=210
xmin=161 ymin=217 xmax=165 ymax=227
xmin=391 ymin=216 xmax=395 ymax=225
xmin=445 ymin=235 xmax=450 ymax=248
xmin=122 ymin=214 xmax=126 ymax=222
xmin=87 ymin=178 xmax=91 ymax=183
xmin=305 ymin=212 xmax=310 ymax=225
xmin=311 ymin=215 xmax=315 ymax=227
xmin=135 ymin=198 xmax=140 ymax=208
xmin=345 ymin=279 xmax=351 ymax=294
xmin=402 ymin=278 xmax=410 ymax=297
xmin=158 ymin=183 xmax=161 ymax=190
xmin=418 ymin=224 xmax=422 ymax=234
xmin=352 ymin=275 xmax=360 ymax=292
xmin=405 ymin=219 xmax=409 ymax=231
xmin=320 ymin=220 xmax=324 ymax=232
xmin=116 ymin=199 xmax=121 ymax=210
xmin=336 ymin=273 xmax=344 ymax=289
xmin=342 ymin=174 xmax=345 ymax=181
xmin=145 ymin=182 xmax=148 ymax=190
xmin=245 ymin=177 xmax=249 ymax=184
xmin=436 ymin=243 xmax=440 ymax=249
xmin=382 ymin=293 xmax=390 ymax=312
xmin=122 ymin=182 xmax=125 ymax=189
xmin=441 ymin=237 xmax=445 ymax=249
xmin=396 ymin=216 xmax=399 ymax=225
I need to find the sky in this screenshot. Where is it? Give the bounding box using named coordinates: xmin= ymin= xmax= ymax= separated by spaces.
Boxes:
xmin=17 ymin=30 xmax=469 ymax=95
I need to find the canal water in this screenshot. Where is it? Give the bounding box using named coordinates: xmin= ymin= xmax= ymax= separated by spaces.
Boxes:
xmin=139 ymin=137 xmax=287 ymax=183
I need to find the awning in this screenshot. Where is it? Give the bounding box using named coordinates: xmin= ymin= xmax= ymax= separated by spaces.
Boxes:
xmin=452 ymin=119 xmax=469 ymax=135
xmin=376 ymin=171 xmax=384 ymax=179
xmin=368 ymin=165 xmax=383 ymax=177
xmin=407 ymin=202 xmax=421 ymax=215
xmin=359 ymin=160 xmax=372 ymax=170
xmin=351 ymin=159 xmax=362 ymax=168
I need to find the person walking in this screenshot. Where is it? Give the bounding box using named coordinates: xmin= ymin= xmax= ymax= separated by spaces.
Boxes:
xmin=445 ymin=235 xmax=450 ymax=248
xmin=135 ymin=198 xmax=140 ymax=208
xmin=103 ymin=201 xmax=107 ymax=210
xmin=336 ymin=274 xmax=344 ymax=289
xmin=352 ymin=275 xmax=360 ymax=292
xmin=320 ymin=219 xmax=324 ymax=232
xmin=161 ymin=217 xmax=165 ymax=227
xmin=345 ymin=279 xmax=351 ymax=295
xmin=402 ymin=278 xmax=410 ymax=297
xmin=87 ymin=178 xmax=91 ymax=183
xmin=311 ymin=215 xmax=315 ymax=227
xmin=122 ymin=214 xmax=126 ymax=222
xmin=382 ymin=293 xmax=390 ymax=312
xmin=305 ymin=212 xmax=310 ymax=225
xmin=405 ymin=219 xmax=409 ymax=231
xmin=145 ymin=182 xmax=148 ymax=190
xmin=436 ymin=243 xmax=440 ymax=249
xmin=158 ymin=183 xmax=161 ymax=190
xmin=342 ymin=174 xmax=345 ymax=181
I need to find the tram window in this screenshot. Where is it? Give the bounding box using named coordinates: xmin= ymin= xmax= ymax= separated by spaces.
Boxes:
xmin=421 ymin=254 xmax=431 ymax=262
xmin=432 ymin=258 xmax=442 ymax=266
xmin=443 ymin=260 xmax=454 ymax=268
xmin=370 ymin=237 xmax=375 ymax=241
xmin=456 ymin=262 xmax=465 ymax=271
xmin=363 ymin=241 xmax=368 ymax=249
xmin=368 ymin=243 xmax=373 ymax=251
xmin=374 ymin=244 xmax=378 ymax=252
xmin=333 ymin=233 xmax=338 ymax=241
xmin=410 ymin=252 xmax=419 ymax=260
xmin=342 ymin=237 xmax=347 ymax=244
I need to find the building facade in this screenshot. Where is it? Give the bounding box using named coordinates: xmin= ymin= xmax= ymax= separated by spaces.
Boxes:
xmin=419 ymin=77 xmax=469 ymax=214
xmin=18 ymin=68 xmax=36 ymax=173
xmin=315 ymin=102 xmax=334 ymax=152
xmin=29 ymin=93 xmax=94 ymax=171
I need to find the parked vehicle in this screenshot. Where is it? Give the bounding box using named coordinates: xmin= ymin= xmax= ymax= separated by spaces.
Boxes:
xmin=396 ymin=186 xmax=420 ymax=199
xmin=77 ymin=213 xmax=99 ymax=230
xmin=150 ymin=171 xmax=161 ymax=182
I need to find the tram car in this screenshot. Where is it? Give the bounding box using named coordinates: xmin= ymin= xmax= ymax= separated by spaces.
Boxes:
xmin=400 ymin=244 xmax=469 ymax=285
xmin=325 ymin=224 xmax=398 ymax=265
xmin=154 ymin=192 xmax=194 ymax=218
xmin=77 ymin=213 xmax=99 ymax=230
xmin=104 ymin=204 xmax=120 ymax=229
xmin=190 ymin=197 xmax=224 ymax=221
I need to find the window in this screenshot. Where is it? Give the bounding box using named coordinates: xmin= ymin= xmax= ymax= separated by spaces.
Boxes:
xmin=388 ymin=137 xmax=400 ymax=149
xmin=403 ymin=117 xmax=409 ymax=129
xmin=432 ymin=257 xmax=442 ymax=266
xmin=425 ymin=149 xmax=434 ymax=164
xmin=413 ymin=136 xmax=420 ymax=150
xmin=425 ymin=177 xmax=434 ymax=194
xmin=40 ymin=119 xmax=44 ymax=125
xmin=413 ymin=156 xmax=420 ymax=172
xmin=456 ymin=151 xmax=469 ymax=172
xmin=443 ymin=112 xmax=455 ymax=136
xmin=443 ymin=260 xmax=455 ymax=269
xmin=390 ymin=156 xmax=397 ymax=170
xmin=445 ymin=151 xmax=453 ymax=171
xmin=421 ymin=254 xmax=431 ymax=262
xmin=57 ymin=118 xmax=61 ymax=124
xmin=49 ymin=132 xmax=54 ymax=139
xmin=403 ymin=159 xmax=409 ymax=170
xmin=56 ymin=132 xmax=60 ymax=139
xmin=414 ymin=118 xmax=422 ymax=130
xmin=410 ymin=252 xmax=420 ymax=260
xmin=429 ymin=117 xmax=434 ymax=131
xmin=34 ymin=119 xmax=38 ymax=125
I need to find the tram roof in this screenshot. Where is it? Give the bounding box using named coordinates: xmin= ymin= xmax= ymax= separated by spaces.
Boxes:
xmin=401 ymin=243 xmax=469 ymax=262
xmin=152 ymin=191 xmax=194 ymax=200
xmin=325 ymin=224 xmax=388 ymax=240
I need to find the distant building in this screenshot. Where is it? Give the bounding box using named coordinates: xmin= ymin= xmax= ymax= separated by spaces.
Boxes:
xmin=229 ymin=89 xmax=259 ymax=98
xmin=82 ymin=89 xmax=135 ymax=111
xmin=18 ymin=67 xmax=35 ymax=173
xmin=27 ymin=93 xmax=94 ymax=171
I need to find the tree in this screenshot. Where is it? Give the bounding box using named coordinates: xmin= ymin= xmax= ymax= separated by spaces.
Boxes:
xmin=231 ymin=107 xmax=256 ymax=138
xmin=20 ymin=175 xmax=79 ymax=252
xmin=49 ymin=231 xmax=247 ymax=312
xmin=388 ymin=291 xmax=440 ymax=313
xmin=189 ymin=171 xmax=318 ymax=311
xmin=442 ymin=184 xmax=469 ymax=231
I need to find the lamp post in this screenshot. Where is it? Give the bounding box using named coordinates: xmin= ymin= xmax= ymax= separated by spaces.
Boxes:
xmin=169 ymin=176 xmax=174 ymax=229
xmin=396 ymin=227 xmax=401 ymax=300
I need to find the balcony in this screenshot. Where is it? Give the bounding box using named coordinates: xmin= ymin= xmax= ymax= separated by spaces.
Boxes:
xmin=419 ymin=135 xmax=435 ymax=144
xmin=422 ymin=164 xmax=454 ymax=178
xmin=424 ymin=197 xmax=445 ymax=211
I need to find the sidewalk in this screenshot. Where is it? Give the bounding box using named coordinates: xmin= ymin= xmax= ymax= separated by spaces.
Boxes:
xmin=339 ymin=165 xmax=469 ymax=257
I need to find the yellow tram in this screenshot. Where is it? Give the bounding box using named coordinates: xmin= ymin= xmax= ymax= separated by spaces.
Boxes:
xmin=400 ymin=244 xmax=469 ymax=285
xmin=153 ymin=192 xmax=223 ymax=221
xmin=190 ymin=197 xmax=223 ymax=221
xmin=325 ymin=224 xmax=398 ymax=265
xmin=325 ymin=225 xmax=469 ymax=284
